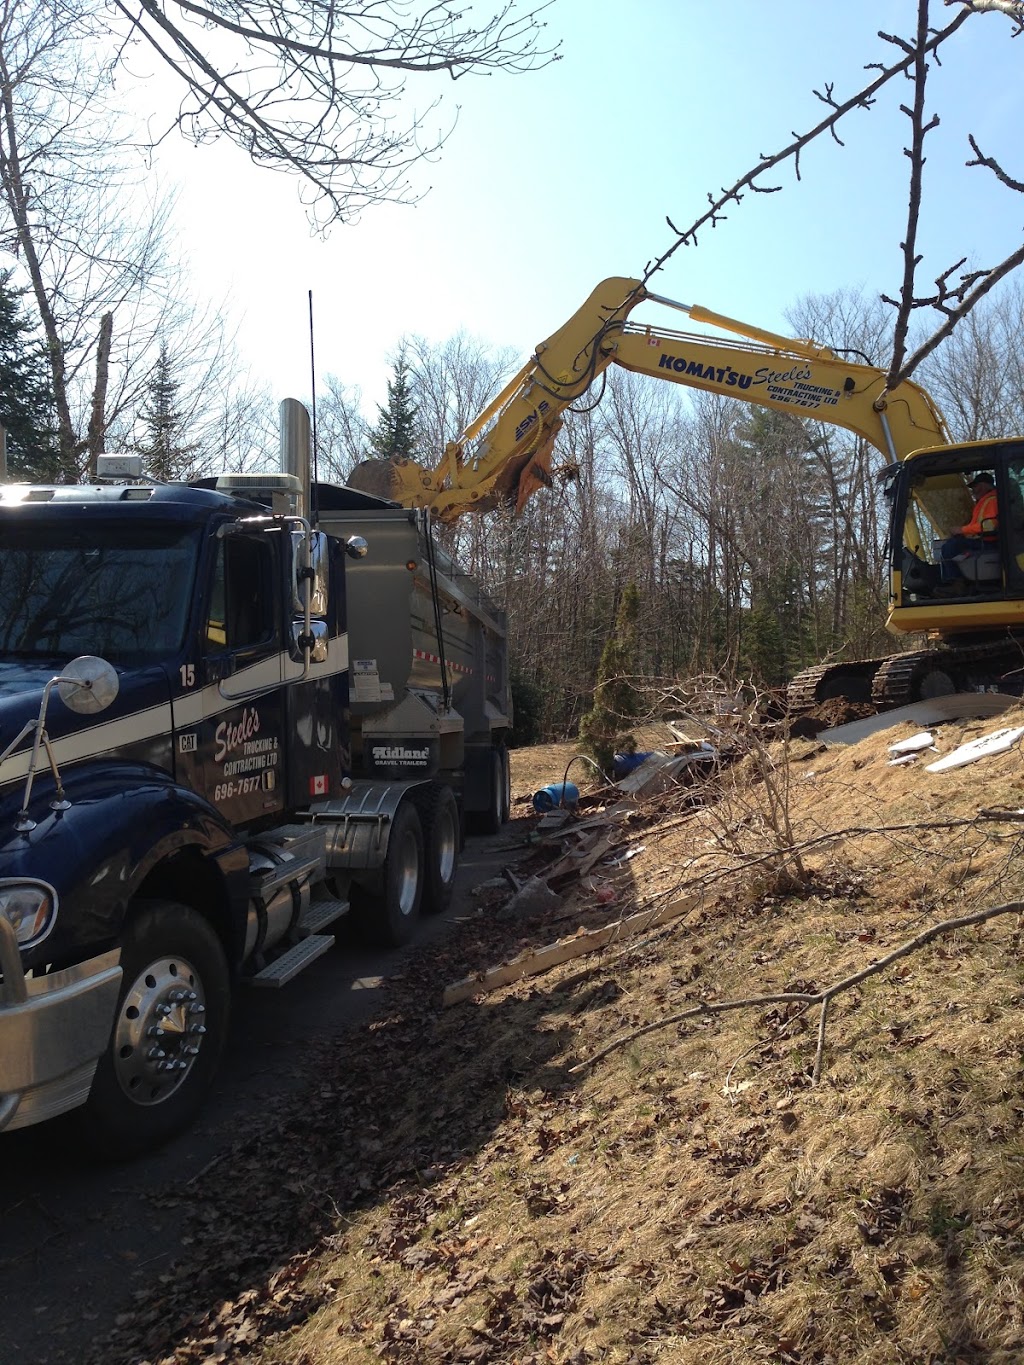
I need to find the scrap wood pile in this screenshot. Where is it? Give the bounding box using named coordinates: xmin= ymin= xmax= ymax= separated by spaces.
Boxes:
xmin=455 ymin=692 xmax=1024 ymax=1015
xmin=447 ymin=722 xmax=743 ymax=1008
xmin=515 ymin=715 xmax=742 ymax=898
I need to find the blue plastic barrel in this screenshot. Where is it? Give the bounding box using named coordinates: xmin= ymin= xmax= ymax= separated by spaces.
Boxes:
xmin=532 ymin=781 xmax=580 ymax=813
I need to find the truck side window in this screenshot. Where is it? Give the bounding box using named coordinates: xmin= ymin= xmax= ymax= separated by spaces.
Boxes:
xmin=205 ymin=538 xmax=276 ymax=653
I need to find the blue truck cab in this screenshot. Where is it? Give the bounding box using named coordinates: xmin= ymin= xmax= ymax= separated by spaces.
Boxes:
xmin=0 ymin=449 xmax=498 ymax=1157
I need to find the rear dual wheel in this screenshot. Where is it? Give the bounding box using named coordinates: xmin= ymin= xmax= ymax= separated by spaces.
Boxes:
xmin=473 ymin=746 xmax=511 ymax=836
xmin=351 ymin=799 xmax=425 ymax=947
xmin=415 ymin=782 xmax=461 ymax=916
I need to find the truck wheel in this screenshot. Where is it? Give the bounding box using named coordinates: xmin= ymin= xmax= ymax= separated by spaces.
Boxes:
xmin=75 ymin=902 xmax=230 ymax=1159
xmin=416 ymin=782 xmax=460 ymax=916
xmin=500 ymin=747 xmax=512 ymax=824
xmin=352 ymin=800 xmax=424 ymax=948
xmin=477 ymin=746 xmax=510 ymax=835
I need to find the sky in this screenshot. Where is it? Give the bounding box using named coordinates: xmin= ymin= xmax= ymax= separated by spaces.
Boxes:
xmin=127 ymin=0 xmax=1024 ymax=420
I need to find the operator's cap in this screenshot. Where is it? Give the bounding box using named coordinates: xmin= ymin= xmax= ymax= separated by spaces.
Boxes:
xmin=967 ymin=472 xmax=995 ymax=488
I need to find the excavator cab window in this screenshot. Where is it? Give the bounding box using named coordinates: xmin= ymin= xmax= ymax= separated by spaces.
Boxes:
xmin=1003 ymin=456 xmax=1024 ymax=583
xmin=892 ymin=463 xmax=1007 ymax=602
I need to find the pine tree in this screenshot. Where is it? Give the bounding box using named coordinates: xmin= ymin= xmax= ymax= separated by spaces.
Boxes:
xmin=135 ymin=343 xmax=197 ymax=479
xmin=579 ymin=583 xmax=644 ymax=777
xmin=367 ymin=349 xmax=419 ymax=461
xmin=0 ymin=269 xmax=58 ymax=480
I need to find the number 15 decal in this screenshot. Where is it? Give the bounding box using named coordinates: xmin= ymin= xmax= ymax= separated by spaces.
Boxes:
xmin=180 ymin=663 xmax=195 ymax=688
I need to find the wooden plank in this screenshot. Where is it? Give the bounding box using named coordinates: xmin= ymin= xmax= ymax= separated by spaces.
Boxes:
xmin=442 ymin=894 xmax=699 ymax=1006
xmin=544 ymin=830 xmax=615 ymax=881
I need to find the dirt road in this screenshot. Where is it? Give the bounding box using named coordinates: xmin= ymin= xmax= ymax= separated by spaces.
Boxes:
xmin=1 ymin=828 xmax=522 ymax=1365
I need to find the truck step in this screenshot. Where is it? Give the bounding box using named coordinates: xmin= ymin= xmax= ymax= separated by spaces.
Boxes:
xmin=249 ymin=854 xmax=322 ymax=900
xmin=249 ymin=934 xmax=335 ymax=988
xmin=298 ymin=896 xmax=349 ymax=936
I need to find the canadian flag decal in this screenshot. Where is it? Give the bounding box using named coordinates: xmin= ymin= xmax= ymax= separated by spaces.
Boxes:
xmin=310 ymin=774 xmax=328 ymax=797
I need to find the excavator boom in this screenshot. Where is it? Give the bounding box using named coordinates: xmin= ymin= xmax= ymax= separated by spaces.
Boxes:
xmin=348 ymin=277 xmax=948 ymax=522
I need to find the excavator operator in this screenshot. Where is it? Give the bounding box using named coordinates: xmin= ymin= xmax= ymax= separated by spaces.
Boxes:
xmin=938 ymin=471 xmax=999 ymax=592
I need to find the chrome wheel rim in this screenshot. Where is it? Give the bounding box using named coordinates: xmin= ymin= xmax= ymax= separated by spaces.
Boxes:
xmin=436 ymin=806 xmax=458 ymax=885
xmin=113 ymin=955 xmax=207 ymax=1105
xmin=395 ymin=830 xmax=420 ymax=917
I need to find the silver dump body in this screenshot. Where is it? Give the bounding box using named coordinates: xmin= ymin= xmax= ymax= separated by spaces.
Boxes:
xmin=314 ymin=485 xmax=510 ymax=812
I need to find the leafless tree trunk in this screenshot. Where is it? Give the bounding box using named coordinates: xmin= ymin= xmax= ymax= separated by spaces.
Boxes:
xmin=85 ymin=311 xmax=112 ymax=476
xmin=0 ymin=0 xmax=248 ymax=480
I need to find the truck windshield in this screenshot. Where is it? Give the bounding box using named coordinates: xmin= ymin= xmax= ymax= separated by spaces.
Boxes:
xmin=0 ymin=522 xmax=202 ymax=663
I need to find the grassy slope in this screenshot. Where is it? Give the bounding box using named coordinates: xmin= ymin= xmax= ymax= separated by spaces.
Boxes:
xmin=92 ymin=714 xmax=1024 ymax=1365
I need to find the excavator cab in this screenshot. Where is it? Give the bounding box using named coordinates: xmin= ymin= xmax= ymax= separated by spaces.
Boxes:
xmin=884 ymin=439 xmax=1024 ymax=633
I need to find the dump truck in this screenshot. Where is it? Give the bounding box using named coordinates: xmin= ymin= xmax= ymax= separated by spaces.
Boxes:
xmin=0 ymin=401 xmax=510 ymax=1156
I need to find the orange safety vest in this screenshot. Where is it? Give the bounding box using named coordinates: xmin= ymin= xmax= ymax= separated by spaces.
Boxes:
xmin=962 ymin=489 xmax=998 ymax=538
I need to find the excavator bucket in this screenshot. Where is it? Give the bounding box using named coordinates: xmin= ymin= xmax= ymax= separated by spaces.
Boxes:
xmin=346 ymin=458 xmax=407 ymax=502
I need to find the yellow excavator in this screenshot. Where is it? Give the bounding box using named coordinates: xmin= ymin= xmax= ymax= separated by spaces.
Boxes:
xmin=349 ymin=276 xmax=1024 ymax=710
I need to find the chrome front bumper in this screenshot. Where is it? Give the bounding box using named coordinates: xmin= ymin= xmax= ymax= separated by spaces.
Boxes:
xmin=0 ymin=917 xmax=122 ymax=1132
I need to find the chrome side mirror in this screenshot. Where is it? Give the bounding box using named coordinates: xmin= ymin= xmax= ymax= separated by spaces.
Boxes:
xmin=57 ymin=656 xmax=120 ymax=715
xmin=288 ymin=618 xmax=329 ymax=665
xmin=291 ymin=529 xmax=329 ymax=617
xmin=3 ymin=656 xmax=119 ymax=831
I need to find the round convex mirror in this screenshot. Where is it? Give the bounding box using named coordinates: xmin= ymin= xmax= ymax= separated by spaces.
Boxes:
xmin=57 ymin=656 xmax=120 ymax=714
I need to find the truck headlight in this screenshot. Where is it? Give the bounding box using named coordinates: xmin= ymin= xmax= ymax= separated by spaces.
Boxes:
xmin=0 ymin=880 xmax=58 ymax=948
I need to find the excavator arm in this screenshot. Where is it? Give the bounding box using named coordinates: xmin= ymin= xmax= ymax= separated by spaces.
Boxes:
xmin=348 ymin=277 xmax=949 ymax=524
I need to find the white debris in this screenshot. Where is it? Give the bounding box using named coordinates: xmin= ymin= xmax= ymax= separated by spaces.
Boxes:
xmin=888 ymin=731 xmax=936 ymax=754
xmin=925 ymin=725 xmax=1024 ymax=773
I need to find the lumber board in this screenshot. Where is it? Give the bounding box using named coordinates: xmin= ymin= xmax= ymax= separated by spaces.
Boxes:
xmin=442 ymin=894 xmax=699 ymax=1006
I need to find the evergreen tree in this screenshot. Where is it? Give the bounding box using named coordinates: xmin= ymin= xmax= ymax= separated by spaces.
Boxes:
xmin=367 ymin=349 xmax=419 ymax=461
xmin=579 ymin=582 xmax=644 ymax=776
xmin=135 ymin=343 xmax=197 ymax=479
xmin=0 ymin=269 xmax=58 ymax=480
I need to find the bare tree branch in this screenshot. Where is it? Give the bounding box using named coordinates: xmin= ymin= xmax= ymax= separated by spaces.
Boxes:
xmin=104 ymin=0 xmax=561 ymax=226
xmin=642 ymin=7 xmax=973 ymax=286
xmin=892 ymin=240 xmax=1024 ymax=382
xmin=571 ymin=900 xmax=1024 ymax=1081
xmin=887 ymin=0 xmax=937 ymax=386
xmin=967 ymin=132 xmax=1024 ymax=192
xmin=945 ymin=0 xmax=1024 ymax=35
xmin=643 ymin=2 xmax=1024 ymax=396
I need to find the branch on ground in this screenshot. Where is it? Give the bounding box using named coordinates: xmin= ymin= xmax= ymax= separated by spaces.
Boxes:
xmin=570 ymin=901 xmax=1024 ymax=1081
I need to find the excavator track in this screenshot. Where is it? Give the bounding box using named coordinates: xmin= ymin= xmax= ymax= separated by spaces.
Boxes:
xmin=788 ymin=635 xmax=1024 ymax=717
xmin=871 ymin=636 xmax=1024 ymax=710
xmin=786 ymin=660 xmax=884 ymax=713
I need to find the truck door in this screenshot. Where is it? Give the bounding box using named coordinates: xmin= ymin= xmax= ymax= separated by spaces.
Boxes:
xmin=194 ymin=530 xmax=287 ymax=824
